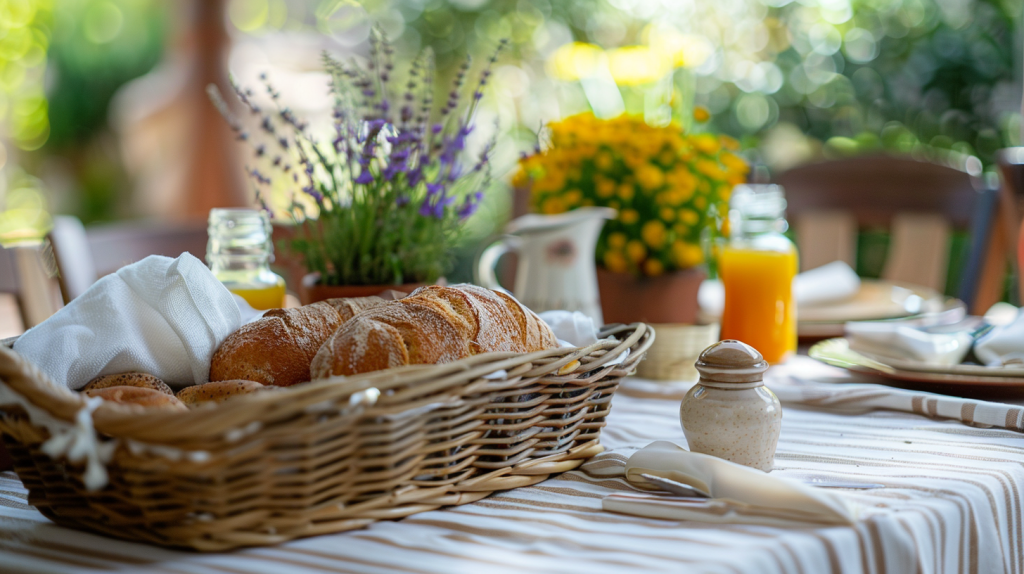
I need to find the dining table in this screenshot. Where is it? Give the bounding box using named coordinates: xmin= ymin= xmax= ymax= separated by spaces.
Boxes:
xmin=2 ymin=355 xmax=1023 ymax=573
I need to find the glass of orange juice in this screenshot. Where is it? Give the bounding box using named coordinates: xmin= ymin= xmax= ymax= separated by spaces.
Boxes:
xmin=207 ymin=209 xmax=287 ymax=310
xmin=717 ymin=186 xmax=797 ymax=363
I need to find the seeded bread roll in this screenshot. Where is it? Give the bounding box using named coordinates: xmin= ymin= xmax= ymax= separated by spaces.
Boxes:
xmin=210 ymin=297 xmax=389 ymax=387
xmin=83 ymin=386 xmax=187 ymax=410
xmin=83 ymin=373 xmax=174 ymax=396
xmin=310 ymin=284 xmax=559 ymax=378
xmin=176 ymin=380 xmax=265 ymax=406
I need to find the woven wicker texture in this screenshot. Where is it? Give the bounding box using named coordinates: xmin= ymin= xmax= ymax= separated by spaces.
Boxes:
xmin=0 ymin=323 xmax=651 ymax=551
xmin=636 ymin=323 xmax=718 ymax=381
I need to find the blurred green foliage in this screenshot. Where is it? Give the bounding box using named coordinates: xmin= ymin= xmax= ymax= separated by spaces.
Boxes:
xmin=314 ymin=0 xmax=1022 ymax=169
xmin=0 ymin=0 xmax=1021 ymax=241
xmin=46 ymin=0 xmax=167 ymax=146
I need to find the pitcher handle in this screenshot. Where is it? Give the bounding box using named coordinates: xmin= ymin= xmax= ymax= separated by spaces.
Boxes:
xmin=474 ymin=234 xmax=520 ymax=293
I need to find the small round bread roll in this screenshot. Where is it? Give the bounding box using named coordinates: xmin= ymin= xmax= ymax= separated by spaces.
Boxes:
xmin=176 ymin=380 xmax=265 ymax=406
xmin=83 ymin=373 xmax=173 ymax=396
xmin=83 ymin=386 xmax=187 ymax=410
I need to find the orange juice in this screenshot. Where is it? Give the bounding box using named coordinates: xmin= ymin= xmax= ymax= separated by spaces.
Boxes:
xmin=228 ymin=277 xmax=286 ymax=310
xmin=719 ymin=238 xmax=798 ymax=364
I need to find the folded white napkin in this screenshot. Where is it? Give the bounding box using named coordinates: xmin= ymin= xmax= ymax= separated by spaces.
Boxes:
xmin=793 ymin=260 xmax=862 ymax=306
xmin=538 ymin=310 xmax=599 ymax=348
xmin=13 ymin=253 xmax=241 ymax=390
xmin=975 ymin=307 xmax=1024 ymax=366
xmin=846 ymin=323 xmax=973 ymax=367
xmin=602 ymin=441 xmax=857 ymax=527
xmin=699 ymin=260 xmax=860 ymax=316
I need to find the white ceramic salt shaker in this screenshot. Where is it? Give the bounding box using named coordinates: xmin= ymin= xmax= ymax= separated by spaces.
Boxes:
xmin=679 ymin=340 xmax=782 ymax=471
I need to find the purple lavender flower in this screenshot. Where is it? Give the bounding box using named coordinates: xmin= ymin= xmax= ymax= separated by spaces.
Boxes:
xmin=209 ymin=31 xmax=508 ymax=286
xmin=459 ymin=191 xmax=484 ymax=218
xmin=355 ymin=169 xmax=375 ymax=185
xmin=407 ymin=167 xmax=424 ymax=187
xmin=302 ymin=185 xmax=324 ymax=203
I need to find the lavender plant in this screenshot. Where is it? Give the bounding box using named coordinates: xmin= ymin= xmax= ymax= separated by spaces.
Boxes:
xmin=209 ymin=32 xmax=506 ymax=286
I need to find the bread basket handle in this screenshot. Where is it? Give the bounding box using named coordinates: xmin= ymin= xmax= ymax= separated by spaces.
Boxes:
xmin=474 ymin=234 xmax=520 ymax=294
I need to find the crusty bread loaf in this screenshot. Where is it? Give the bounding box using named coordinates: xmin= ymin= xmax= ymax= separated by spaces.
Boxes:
xmin=310 ymin=285 xmax=559 ymax=378
xmin=83 ymin=373 xmax=173 ymax=396
xmin=176 ymin=380 xmax=265 ymax=406
xmin=210 ymin=297 xmax=389 ymax=387
xmin=322 ymin=296 xmax=390 ymax=322
xmin=83 ymin=386 xmax=188 ymax=410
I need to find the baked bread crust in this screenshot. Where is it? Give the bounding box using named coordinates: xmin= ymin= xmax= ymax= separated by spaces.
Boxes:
xmin=176 ymin=380 xmax=265 ymax=406
xmin=210 ymin=298 xmax=388 ymax=387
xmin=83 ymin=373 xmax=174 ymax=396
xmin=311 ymin=285 xmax=559 ymax=378
xmin=210 ymin=302 xmax=341 ymax=387
xmin=322 ymin=296 xmax=390 ymax=322
xmin=83 ymin=386 xmax=187 ymax=410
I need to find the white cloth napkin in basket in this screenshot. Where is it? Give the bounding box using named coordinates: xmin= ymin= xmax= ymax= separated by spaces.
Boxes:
xmin=603 ymin=441 xmax=858 ymax=527
xmin=13 ymin=253 xmax=241 ymax=389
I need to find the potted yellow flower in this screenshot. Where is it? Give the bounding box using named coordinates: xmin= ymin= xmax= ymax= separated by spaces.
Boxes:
xmin=514 ymin=112 xmax=748 ymax=324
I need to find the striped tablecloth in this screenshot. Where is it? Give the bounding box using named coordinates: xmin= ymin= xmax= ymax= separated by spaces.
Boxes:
xmin=2 ymin=356 xmax=1024 ymax=573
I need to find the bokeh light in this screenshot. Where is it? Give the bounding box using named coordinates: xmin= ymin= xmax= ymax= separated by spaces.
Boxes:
xmin=0 ymin=0 xmax=1019 ymax=245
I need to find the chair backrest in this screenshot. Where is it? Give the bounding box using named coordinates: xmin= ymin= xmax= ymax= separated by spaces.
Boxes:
xmin=0 ymin=243 xmax=64 ymax=334
xmin=0 ymin=245 xmax=25 ymax=337
xmin=997 ymin=148 xmax=1024 ymax=305
xmin=775 ymin=153 xmax=992 ymax=309
xmin=49 ymin=217 xmax=209 ymax=302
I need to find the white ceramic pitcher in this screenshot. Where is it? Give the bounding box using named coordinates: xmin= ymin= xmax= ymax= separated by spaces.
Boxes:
xmin=475 ymin=207 xmax=615 ymax=324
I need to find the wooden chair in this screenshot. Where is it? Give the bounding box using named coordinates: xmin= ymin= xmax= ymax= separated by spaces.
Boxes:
xmin=775 ymin=153 xmax=1005 ymax=313
xmin=0 ymin=244 xmax=64 ymax=334
xmin=48 ymin=216 xmax=307 ymax=302
xmin=996 ymin=148 xmax=1024 ymax=304
xmin=49 ymin=216 xmax=209 ymax=303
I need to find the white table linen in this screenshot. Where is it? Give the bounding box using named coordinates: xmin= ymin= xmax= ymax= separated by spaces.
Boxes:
xmin=1 ymin=356 xmax=1023 ymax=573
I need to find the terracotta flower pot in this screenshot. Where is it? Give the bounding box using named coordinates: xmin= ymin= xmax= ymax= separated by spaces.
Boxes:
xmin=596 ymin=267 xmax=706 ymax=325
xmin=300 ymin=273 xmax=427 ymax=305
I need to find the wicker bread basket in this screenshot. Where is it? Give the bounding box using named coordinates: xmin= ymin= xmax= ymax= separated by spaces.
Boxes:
xmin=0 ymin=323 xmax=651 ymax=551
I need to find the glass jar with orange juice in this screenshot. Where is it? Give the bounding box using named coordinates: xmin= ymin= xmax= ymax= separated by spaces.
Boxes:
xmin=207 ymin=208 xmax=286 ymax=310
xmin=717 ymin=185 xmax=797 ymax=363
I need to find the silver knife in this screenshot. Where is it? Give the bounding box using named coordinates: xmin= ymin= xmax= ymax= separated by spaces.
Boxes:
xmin=639 ymin=473 xmax=884 ymax=498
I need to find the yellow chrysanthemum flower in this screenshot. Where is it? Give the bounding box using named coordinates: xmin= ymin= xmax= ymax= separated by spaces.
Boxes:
xmin=644 ymin=259 xmax=665 ymax=276
xmin=636 ymin=164 xmax=665 ymax=191
xmin=720 ymin=151 xmax=749 ymax=174
xmin=617 ymin=183 xmax=635 ymax=201
xmin=521 ymin=112 xmax=746 ymax=276
xmin=541 ymin=196 xmax=565 ymax=214
xmin=680 ymin=209 xmax=699 ymax=225
xmin=672 ymin=241 xmax=703 ymax=268
xmin=641 ymin=220 xmax=667 ymax=249
xmin=693 ymin=134 xmax=720 ymax=155
xmin=719 ymin=135 xmax=740 ymax=151
xmin=626 ymin=240 xmax=647 ymax=263
xmin=604 ymin=250 xmax=628 ymax=273
xmin=695 ymin=159 xmax=726 ymax=181
xmin=693 ymin=106 xmax=711 ymax=123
